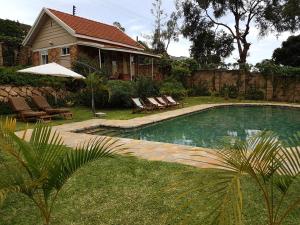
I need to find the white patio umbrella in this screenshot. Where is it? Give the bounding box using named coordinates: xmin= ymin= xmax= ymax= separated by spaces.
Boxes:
xmin=18 ymin=62 xmax=85 ymax=79
xmin=18 ymin=63 xmax=85 ymax=104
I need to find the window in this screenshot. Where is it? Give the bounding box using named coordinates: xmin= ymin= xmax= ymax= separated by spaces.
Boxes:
xmin=61 ymin=47 xmax=70 ymax=56
xmin=40 ymin=50 xmax=48 ymax=64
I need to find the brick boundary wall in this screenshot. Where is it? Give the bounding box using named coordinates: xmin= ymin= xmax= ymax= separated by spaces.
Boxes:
xmin=188 ymin=70 xmax=300 ymax=102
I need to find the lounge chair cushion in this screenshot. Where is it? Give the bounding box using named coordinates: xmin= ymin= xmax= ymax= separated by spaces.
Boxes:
xmin=9 ymin=97 xmax=32 ymax=112
xmin=32 ymin=96 xmax=52 ymax=109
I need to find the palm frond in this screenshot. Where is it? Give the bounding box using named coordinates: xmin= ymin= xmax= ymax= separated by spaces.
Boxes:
xmin=46 ymin=137 xmax=123 ymax=192
xmin=29 ymin=123 xmax=66 ymax=173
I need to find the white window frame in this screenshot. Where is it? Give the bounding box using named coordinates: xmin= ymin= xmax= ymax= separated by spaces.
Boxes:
xmin=40 ymin=50 xmax=48 ymax=65
xmin=61 ymin=47 xmax=70 ymax=56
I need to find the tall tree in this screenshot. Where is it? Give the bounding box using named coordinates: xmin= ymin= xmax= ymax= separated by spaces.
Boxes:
xmin=182 ymin=17 xmax=234 ymax=64
xmin=181 ymin=0 xmax=300 ymax=64
xmin=113 ymin=21 xmax=125 ymax=32
xmin=151 ymin=0 xmax=168 ymax=54
xmin=272 ymin=35 xmax=300 ymax=67
xmin=149 ymin=0 xmax=181 ymax=54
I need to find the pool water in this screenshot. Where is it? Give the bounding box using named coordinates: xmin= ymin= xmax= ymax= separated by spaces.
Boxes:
xmin=95 ymin=106 xmax=300 ymax=149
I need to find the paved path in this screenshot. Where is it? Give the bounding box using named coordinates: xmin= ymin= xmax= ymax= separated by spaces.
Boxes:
xmin=17 ymin=103 xmax=300 ymax=169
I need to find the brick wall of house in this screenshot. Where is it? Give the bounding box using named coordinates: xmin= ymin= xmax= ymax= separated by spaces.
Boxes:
xmin=19 ymin=46 xmax=32 ymax=65
xmin=70 ymin=45 xmax=78 ymax=65
xmin=32 ymin=51 xmax=40 ymax=66
xmin=48 ymin=48 xmax=60 ymax=63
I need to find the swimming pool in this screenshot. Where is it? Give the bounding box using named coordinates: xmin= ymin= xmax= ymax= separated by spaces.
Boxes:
xmin=94 ymin=106 xmax=300 ymax=149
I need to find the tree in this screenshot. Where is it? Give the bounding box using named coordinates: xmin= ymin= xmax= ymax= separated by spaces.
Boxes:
xmin=273 ymin=35 xmax=300 ymax=67
xmin=149 ymin=0 xmax=181 ymax=54
xmin=0 ymin=119 xmax=122 ymax=225
xmin=203 ymin=131 xmax=300 ymax=225
xmin=113 ymin=21 xmax=125 ymax=32
xmin=181 ymin=0 xmax=300 ymax=65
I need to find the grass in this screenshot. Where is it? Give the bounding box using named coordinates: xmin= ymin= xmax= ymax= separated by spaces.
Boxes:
xmin=0 ymin=155 xmax=299 ymax=225
xmin=2 ymin=96 xmax=281 ymax=131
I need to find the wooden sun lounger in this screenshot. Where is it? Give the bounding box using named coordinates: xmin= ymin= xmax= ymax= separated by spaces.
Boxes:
xmin=164 ymin=96 xmax=182 ymax=107
xmin=8 ymin=97 xmax=50 ymax=122
xmin=156 ymin=97 xmax=172 ymax=107
xmin=32 ymin=95 xmax=73 ymax=119
xmin=132 ymin=98 xmax=153 ymax=113
xmin=147 ymin=97 xmax=166 ymax=110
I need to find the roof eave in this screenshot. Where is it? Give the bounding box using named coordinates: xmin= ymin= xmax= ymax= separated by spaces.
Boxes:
xmin=75 ymin=34 xmax=145 ymax=51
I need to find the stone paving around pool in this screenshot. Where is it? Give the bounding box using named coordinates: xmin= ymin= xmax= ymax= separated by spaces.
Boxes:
xmin=17 ymin=103 xmax=300 ymax=169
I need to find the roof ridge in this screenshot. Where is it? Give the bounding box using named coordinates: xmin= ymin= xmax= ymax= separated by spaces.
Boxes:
xmin=47 ymin=8 xmax=120 ymax=31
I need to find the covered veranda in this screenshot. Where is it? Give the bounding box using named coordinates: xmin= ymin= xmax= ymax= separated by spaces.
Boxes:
xmin=76 ymin=42 xmax=161 ymax=81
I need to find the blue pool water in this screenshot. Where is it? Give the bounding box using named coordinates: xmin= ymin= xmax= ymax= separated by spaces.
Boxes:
xmin=96 ymin=106 xmax=300 ymax=149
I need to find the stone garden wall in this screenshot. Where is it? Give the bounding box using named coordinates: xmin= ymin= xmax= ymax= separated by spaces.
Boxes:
xmin=0 ymin=85 xmax=68 ymax=103
xmin=188 ymin=70 xmax=300 ymax=102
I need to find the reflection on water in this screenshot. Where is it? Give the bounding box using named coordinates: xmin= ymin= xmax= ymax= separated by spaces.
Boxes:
xmin=105 ymin=106 xmax=300 ymax=149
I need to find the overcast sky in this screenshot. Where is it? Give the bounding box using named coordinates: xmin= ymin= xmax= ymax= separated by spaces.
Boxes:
xmin=0 ymin=0 xmax=298 ymax=64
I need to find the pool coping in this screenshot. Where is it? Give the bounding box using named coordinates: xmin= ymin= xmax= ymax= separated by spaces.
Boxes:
xmin=56 ymin=102 xmax=300 ymax=133
xmin=16 ymin=102 xmax=300 ymax=169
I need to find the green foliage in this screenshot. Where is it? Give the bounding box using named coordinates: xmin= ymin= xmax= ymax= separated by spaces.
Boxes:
xmin=75 ymin=87 xmax=109 ymax=108
xmin=180 ymin=0 xmax=300 ymax=64
xmin=159 ymin=78 xmax=187 ymax=99
xmin=273 ymin=35 xmax=300 ymax=67
xmin=0 ymin=120 xmax=122 ymax=225
xmin=0 ymin=19 xmax=30 ymax=45
xmin=256 ymin=60 xmax=300 ymax=77
xmin=171 ymin=63 xmax=191 ymax=85
xmin=135 ymin=76 xmax=160 ymax=99
xmin=245 ymin=86 xmax=265 ymax=100
xmin=157 ymin=55 xmax=173 ymax=77
xmin=189 ymin=81 xmax=211 ymax=96
xmin=107 ymin=80 xmax=136 ymax=108
xmin=205 ymin=132 xmax=300 ymax=225
xmin=220 ymin=84 xmax=239 ymax=99
xmin=0 ymin=67 xmax=67 ymax=88
xmin=0 ymin=19 xmax=31 ymax=66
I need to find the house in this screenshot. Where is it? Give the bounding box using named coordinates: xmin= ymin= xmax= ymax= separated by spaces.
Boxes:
xmin=23 ymin=8 xmax=161 ymax=80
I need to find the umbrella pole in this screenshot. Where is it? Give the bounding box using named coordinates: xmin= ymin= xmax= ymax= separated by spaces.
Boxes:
xmin=89 ymin=69 xmax=95 ymax=115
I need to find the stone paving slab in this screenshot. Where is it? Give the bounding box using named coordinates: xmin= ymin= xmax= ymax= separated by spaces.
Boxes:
xmin=16 ymin=103 xmax=300 ymax=169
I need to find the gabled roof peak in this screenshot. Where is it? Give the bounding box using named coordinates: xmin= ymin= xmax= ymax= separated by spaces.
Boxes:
xmin=23 ymin=7 xmax=144 ymax=50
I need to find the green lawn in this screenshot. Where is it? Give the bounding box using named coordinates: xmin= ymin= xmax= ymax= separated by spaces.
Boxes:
xmin=0 ymin=156 xmax=299 ymax=225
xmin=1 ymin=96 xmax=281 ymax=131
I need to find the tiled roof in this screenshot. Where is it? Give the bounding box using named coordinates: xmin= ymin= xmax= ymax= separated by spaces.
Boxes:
xmin=48 ymin=9 xmax=144 ymax=50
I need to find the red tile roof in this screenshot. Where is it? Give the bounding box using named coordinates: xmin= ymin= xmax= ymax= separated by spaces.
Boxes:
xmin=48 ymin=9 xmax=144 ymax=50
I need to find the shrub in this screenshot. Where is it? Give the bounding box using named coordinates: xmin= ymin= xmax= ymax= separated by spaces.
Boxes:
xmin=189 ymin=80 xmax=210 ymax=96
xmin=157 ymin=55 xmax=173 ymax=77
xmin=220 ymin=84 xmax=239 ymax=99
xmin=171 ymin=64 xmax=190 ymax=86
xmin=245 ymin=86 xmax=265 ymax=100
xmin=107 ymin=80 xmax=136 ymax=108
xmin=135 ymin=76 xmax=160 ymax=98
xmin=160 ymin=79 xmax=187 ymax=99
xmin=75 ymin=87 xmax=109 ymax=108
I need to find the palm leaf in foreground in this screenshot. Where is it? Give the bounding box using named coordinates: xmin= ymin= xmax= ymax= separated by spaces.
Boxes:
xmin=201 ymin=131 xmax=300 ymax=225
xmin=0 ymin=120 xmax=124 ymax=225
